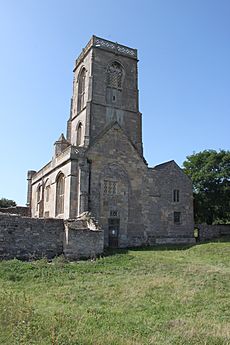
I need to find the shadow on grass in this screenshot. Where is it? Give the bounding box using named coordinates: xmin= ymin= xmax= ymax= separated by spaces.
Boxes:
xmin=129 ymin=244 xmax=196 ymax=251
xmin=103 ymin=244 xmax=195 ymax=257
xmin=103 ymin=248 xmax=129 ymax=257
xmin=195 ymin=235 xmax=230 ymax=246
xmin=103 ymin=236 xmax=230 ymax=257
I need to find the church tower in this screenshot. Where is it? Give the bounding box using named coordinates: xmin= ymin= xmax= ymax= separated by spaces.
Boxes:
xmin=28 ymin=35 xmax=194 ymax=249
xmin=66 ymin=36 xmax=143 ymax=156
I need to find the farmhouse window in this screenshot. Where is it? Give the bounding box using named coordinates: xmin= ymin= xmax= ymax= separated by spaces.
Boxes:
xmin=174 ymin=212 xmax=181 ymax=224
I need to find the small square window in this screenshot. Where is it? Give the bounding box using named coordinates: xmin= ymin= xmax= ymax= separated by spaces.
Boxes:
xmin=174 ymin=212 xmax=181 ymax=224
xmin=110 ymin=210 xmax=118 ymax=217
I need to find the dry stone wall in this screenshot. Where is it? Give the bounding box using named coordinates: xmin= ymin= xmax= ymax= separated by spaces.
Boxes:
xmin=0 ymin=214 xmax=64 ymax=260
xmin=0 ymin=213 xmax=104 ymax=260
xmin=196 ymin=224 xmax=230 ymax=241
xmin=0 ymin=206 xmax=30 ymax=217
xmin=64 ymin=218 xmax=104 ymax=260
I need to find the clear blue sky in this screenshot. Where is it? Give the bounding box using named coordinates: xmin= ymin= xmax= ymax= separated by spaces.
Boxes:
xmin=0 ymin=0 xmax=229 ymax=205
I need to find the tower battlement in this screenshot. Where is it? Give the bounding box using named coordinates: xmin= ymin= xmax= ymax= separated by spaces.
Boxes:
xmin=74 ymin=35 xmax=137 ymax=70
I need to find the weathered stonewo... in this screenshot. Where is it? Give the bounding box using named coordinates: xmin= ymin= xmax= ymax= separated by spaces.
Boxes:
xmin=0 ymin=206 xmax=30 ymax=217
xmin=195 ymin=224 xmax=230 ymax=242
xmin=0 ymin=212 xmax=103 ymax=260
xmin=0 ymin=213 xmax=64 ymax=260
xmin=64 ymin=213 xmax=104 ymax=260
xmin=27 ymin=35 xmax=195 ymax=249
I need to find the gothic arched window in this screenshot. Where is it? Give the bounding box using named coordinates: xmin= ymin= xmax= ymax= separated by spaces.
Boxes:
xmin=106 ymin=62 xmax=123 ymax=89
xmin=36 ymin=184 xmax=42 ymax=212
xmin=37 ymin=184 xmax=42 ymax=204
xmin=56 ymin=173 xmax=65 ymax=216
xmin=77 ymin=68 xmax=86 ymax=112
xmin=76 ymin=122 xmax=83 ymax=146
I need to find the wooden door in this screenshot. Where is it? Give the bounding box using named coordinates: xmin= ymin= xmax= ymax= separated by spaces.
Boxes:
xmin=108 ymin=218 xmax=120 ymax=248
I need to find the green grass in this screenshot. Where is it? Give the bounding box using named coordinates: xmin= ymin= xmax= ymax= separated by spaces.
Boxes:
xmin=0 ymin=241 xmax=230 ymax=345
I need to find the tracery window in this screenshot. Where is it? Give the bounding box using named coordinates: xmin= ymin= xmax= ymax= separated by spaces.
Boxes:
xmin=106 ymin=62 xmax=123 ymax=89
xmin=77 ymin=68 xmax=86 ymax=112
xmin=76 ymin=122 xmax=83 ymax=146
xmin=104 ymin=180 xmax=117 ymax=195
xmin=56 ymin=173 xmax=65 ymax=215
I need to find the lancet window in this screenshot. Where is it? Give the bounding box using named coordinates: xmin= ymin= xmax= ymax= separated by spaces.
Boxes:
xmin=56 ymin=173 xmax=65 ymax=215
xmin=77 ymin=68 xmax=86 ymax=112
xmin=76 ymin=122 xmax=83 ymax=146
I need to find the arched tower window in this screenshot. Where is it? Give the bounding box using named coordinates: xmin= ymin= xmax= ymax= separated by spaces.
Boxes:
xmin=106 ymin=62 xmax=123 ymax=89
xmin=36 ymin=184 xmax=44 ymax=217
xmin=76 ymin=122 xmax=83 ymax=146
xmin=106 ymin=62 xmax=124 ymax=106
xmin=77 ymin=68 xmax=86 ymax=112
xmin=56 ymin=173 xmax=65 ymax=216
xmin=37 ymin=184 xmax=42 ymax=204
xmin=36 ymin=184 xmax=42 ymax=211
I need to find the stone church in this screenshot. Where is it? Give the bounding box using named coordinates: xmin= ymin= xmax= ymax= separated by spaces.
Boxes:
xmin=27 ymin=36 xmax=194 ymax=248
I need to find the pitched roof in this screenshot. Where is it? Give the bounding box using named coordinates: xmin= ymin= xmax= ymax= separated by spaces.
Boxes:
xmin=151 ymin=160 xmax=192 ymax=184
xmin=56 ymin=133 xmax=69 ymax=143
xmin=153 ymin=160 xmax=176 ymax=170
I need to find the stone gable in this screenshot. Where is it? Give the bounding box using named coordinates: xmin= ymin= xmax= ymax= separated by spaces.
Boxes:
xmin=26 ymin=36 xmax=195 ymax=250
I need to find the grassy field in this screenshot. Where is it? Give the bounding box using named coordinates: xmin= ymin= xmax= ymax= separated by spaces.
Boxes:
xmin=0 ymin=241 xmax=230 ymax=345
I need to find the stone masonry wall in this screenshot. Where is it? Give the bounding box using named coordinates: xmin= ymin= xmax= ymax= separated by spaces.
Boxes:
xmin=196 ymin=224 xmax=230 ymax=242
xmin=0 ymin=213 xmax=64 ymax=260
xmin=0 ymin=213 xmax=104 ymax=260
xmin=0 ymin=206 xmax=30 ymax=217
xmin=86 ymin=124 xmax=148 ymax=248
xmin=64 ymin=218 xmax=104 ymax=260
xmin=144 ymin=161 xmax=195 ymax=245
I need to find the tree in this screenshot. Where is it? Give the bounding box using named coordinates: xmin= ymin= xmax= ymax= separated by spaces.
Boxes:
xmin=183 ymin=150 xmax=230 ymax=224
xmin=0 ymin=198 xmax=16 ymax=208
